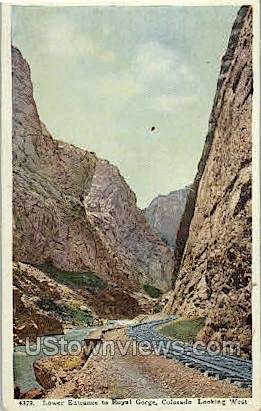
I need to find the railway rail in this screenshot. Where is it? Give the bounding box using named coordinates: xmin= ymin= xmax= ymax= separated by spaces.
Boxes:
xmin=127 ymin=318 xmax=252 ymax=390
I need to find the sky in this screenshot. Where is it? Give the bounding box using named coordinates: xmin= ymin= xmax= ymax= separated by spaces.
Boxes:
xmin=12 ymin=5 xmax=238 ymax=208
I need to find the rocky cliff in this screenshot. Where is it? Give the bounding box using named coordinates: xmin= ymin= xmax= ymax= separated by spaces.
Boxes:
xmin=143 ymin=189 xmax=188 ymax=249
xmin=13 ymin=261 xmax=147 ymax=343
xmin=12 ymin=45 xmax=174 ymax=325
xmin=85 ymin=160 xmax=175 ymax=290
xmin=166 ymin=6 xmax=252 ymax=357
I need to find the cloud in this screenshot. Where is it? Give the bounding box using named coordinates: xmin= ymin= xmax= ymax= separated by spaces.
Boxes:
xmin=44 ymin=18 xmax=78 ymax=57
xmin=43 ymin=16 xmax=116 ymax=64
xmin=93 ymin=72 xmax=144 ymax=101
xmin=134 ymin=41 xmax=176 ymax=80
xmin=150 ymin=94 xmax=197 ymax=113
xmin=23 ymin=12 xmax=197 ymax=120
xmin=32 ymin=12 xmax=196 ymax=111
xmin=99 ymin=50 xmax=115 ymax=62
xmin=177 ymin=63 xmax=196 ymax=82
xmin=130 ymin=41 xmax=196 ymax=108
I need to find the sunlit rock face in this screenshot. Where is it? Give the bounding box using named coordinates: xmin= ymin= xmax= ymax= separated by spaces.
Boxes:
xmin=12 ymin=44 xmax=174 ymax=316
xmin=166 ymin=6 xmax=252 ymax=357
xmin=84 ymin=159 xmax=175 ymax=291
xmin=143 ymin=189 xmax=188 ymax=249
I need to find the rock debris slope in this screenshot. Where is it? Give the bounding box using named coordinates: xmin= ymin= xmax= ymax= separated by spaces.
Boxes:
xmin=13 ymin=261 xmax=144 ymax=343
xmin=166 ymin=6 xmax=253 ymax=356
xmin=12 ymin=45 xmax=174 ymax=324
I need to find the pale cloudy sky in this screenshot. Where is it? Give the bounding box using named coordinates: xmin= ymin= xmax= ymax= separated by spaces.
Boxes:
xmin=12 ymin=5 xmax=238 ymax=208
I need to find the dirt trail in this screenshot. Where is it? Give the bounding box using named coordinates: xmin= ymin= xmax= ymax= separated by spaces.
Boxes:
xmin=108 ymin=359 xmax=169 ymax=398
xmin=47 ymin=328 xmax=251 ymax=399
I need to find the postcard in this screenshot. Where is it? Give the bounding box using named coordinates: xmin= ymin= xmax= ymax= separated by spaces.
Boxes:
xmin=1 ymin=0 xmax=260 ymax=410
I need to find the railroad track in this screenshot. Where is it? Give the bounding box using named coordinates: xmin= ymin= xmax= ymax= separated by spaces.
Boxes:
xmin=127 ymin=318 xmax=252 ymax=390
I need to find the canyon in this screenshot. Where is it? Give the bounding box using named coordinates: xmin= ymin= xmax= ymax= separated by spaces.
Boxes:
xmin=12 ymin=4 xmax=252 ymax=360
xmin=11 ymin=5 xmax=254 ymax=401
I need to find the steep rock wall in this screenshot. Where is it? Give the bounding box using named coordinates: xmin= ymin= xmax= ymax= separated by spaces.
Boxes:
xmin=166 ymin=6 xmax=252 ymax=356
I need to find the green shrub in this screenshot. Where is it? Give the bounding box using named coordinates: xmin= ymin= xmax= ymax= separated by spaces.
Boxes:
xmin=60 ymin=303 xmax=93 ymax=325
xmin=37 ymin=297 xmax=93 ymax=326
xmin=34 ymin=263 xmax=107 ymax=293
xmin=153 ymin=303 xmax=164 ymax=313
xmin=143 ymin=284 xmax=162 ymax=299
xmin=157 ymin=317 xmax=205 ymax=343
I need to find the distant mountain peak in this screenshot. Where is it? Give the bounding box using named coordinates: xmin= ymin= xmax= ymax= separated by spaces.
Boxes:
xmin=143 ymin=188 xmax=188 ymax=249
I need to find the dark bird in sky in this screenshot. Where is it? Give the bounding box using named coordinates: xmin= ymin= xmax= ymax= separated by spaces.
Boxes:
xmin=151 ymin=126 xmax=156 ymax=132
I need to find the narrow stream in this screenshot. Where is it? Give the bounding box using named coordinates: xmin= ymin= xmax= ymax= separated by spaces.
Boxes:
xmin=14 ymin=326 xmax=103 ymax=393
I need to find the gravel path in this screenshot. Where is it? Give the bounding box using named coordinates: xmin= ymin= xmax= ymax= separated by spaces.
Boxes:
xmin=47 ymin=325 xmax=251 ymax=399
xmin=108 ymin=359 xmax=169 ymax=398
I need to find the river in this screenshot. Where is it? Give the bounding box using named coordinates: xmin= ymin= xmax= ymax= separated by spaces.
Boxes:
xmin=13 ymin=321 xmax=124 ymax=393
xmin=14 ymin=326 xmax=101 ymax=393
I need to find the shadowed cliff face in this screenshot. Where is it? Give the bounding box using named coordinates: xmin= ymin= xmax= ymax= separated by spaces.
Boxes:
xmin=143 ymin=189 xmax=188 ymax=249
xmin=12 ymin=44 xmax=174 ymax=322
xmin=166 ymin=6 xmax=252 ymax=356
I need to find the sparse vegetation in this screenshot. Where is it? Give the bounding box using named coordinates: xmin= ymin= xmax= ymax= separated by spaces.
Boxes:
xmin=143 ymin=284 xmax=162 ymax=299
xmin=34 ymin=263 xmax=107 ymax=293
xmin=36 ymin=298 xmax=93 ymax=326
xmin=62 ymin=302 xmax=93 ymax=325
xmin=157 ymin=317 xmax=205 ymax=343
xmin=153 ymin=302 xmax=164 ymax=313
xmin=55 ymin=355 xmax=84 ymax=371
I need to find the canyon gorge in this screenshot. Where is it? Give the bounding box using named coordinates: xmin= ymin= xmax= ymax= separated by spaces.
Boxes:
xmin=12 ymin=4 xmax=252 ymax=361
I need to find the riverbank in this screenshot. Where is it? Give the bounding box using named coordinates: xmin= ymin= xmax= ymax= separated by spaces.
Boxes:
xmin=13 ymin=325 xmax=103 ymax=394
